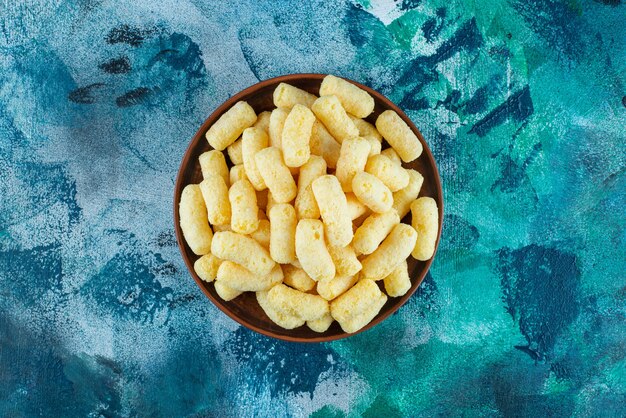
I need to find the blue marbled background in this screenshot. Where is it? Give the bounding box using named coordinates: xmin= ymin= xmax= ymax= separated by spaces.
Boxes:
xmin=1 ymin=0 xmax=624 ymax=416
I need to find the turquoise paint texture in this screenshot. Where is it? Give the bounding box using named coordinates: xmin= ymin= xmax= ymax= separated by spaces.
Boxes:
xmin=1 ymin=0 xmax=625 ymax=416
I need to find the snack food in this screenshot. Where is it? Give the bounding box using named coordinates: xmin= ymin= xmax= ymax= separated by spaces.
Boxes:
xmin=327 ymin=245 xmax=361 ymax=277
xmin=365 ymin=154 xmax=410 ymax=192
xmin=360 ymin=224 xmax=417 ymax=281
xmin=311 ymin=95 xmax=359 ymax=143
xmin=214 ymin=281 xmax=242 ymax=301
xmin=179 ymin=184 xmax=213 ymax=255
xmin=282 ymin=264 xmax=316 ymax=292
xmin=307 ymin=313 xmax=334 ymax=333
xmin=310 ymin=121 xmax=341 ymax=168
xmin=335 ymin=137 xmax=371 ymax=192
xmin=267 ymin=284 xmax=329 ymax=322
xmin=411 ymin=197 xmax=439 ymax=261
xmin=257 ymin=290 xmax=304 ymax=329
xmin=364 ymin=136 xmax=382 ymax=157
xmin=254 ymin=147 xmax=297 ymax=203
xmin=273 ymin=82 xmax=317 ymax=109
xmin=229 ymin=179 xmax=259 ymax=234
xmin=295 ymin=219 xmax=336 ymax=282
xmin=205 ymin=101 xmax=257 ymax=151
xmin=312 ymin=175 xmax=353 ymax=247
xmin=242 ymin=127 xmax=269 ymax=191
xmin=345 ymin=192 xmax=368 ymax=220
xmin=376 ymin=109 xmax=423 ymax=162
xmin=179 ymin=75 xmax=439 ymax=335
xmin=249 ymin=219 xmax=271 ymax=249
xmin=352 ymin=210 xmax=400 ymax=255
xmin=295 ymin=156 xmax=326 ymax=219
xmin=199 ymin=150 xmax=229 ymax=185
xmin=281 ymin=104 xmax=315 ymax=167
xmin=383 ymin=260 xmax=411 ymax=297
xmin=229 ymin=164 xmax=248 ymax=185
xmin=268 ymin=107 xmax=289 ymax=148
xmin=330 ymin=279 xmax=387 ymax=333
xmin=317 ymin=274 xmax=359 ymax=301
xmin=381 ymin=147 xmax=402 ymax=165
xmin=253 ymin=111 xmax=271 ymax=133
xmin=227 ymin=139 xmax=243 ymax=165
xmin=349 ymin=114 xmax=381 ymax=140
xmin=320 ymin=75 xmax=374 ymax=118
xmin=352 ymin=171 xmax=393 ymax=214
xmin=393 ymin=169 xmax=424 ymax=219
xmin=216 ymin=261 xmax=282 ymax=292
xmin=210 ymin=231 xmax=275 ymax=276
xmin=269 ymin=203 xmax=297 ymax=263
xmin=199 ymin=176 xmax=231 ymax=226
xmin=193 ymin=253 xmax=222 ymax=282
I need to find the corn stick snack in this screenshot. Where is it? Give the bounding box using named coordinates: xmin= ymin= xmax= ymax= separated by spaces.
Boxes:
xmin=253 ymin=111 xmax=271 ymax=133
xmin=257 ymin=290 xmax=304 ymax=329
xmin=381 ymin=147 xmax=402 ymax=165
xmin=365 ymin=154 xmax=410 ymax=192
xmin=310 ymin=121 xmax=341 ymax=168
xmin=211 ymin=231 xmax=275 ymax=276
xmin=327 ymin=245 xmax=362 ymax=277
xmin=330 ymin=279 xmax=387 ymax=333
xmin=311 ymin=95 xmax=359 ymax=143
xmin=383 ymin=260 xmax=411 ymax=297
xmin=229 ymin=179 xmax=259 ymax=234
xmin=375 ymin=109 xmax=422 ymax=162
xmin=360 ymin=224 xmax=417 ymax=281
xmin=217 ymin=261 xmax=283 ymax=292
xmin=269 ymin=107 xmax=290 ymax=148
xmin=282 ymin=264 xmax=316 ymax=292
xmin=269 ymin=203 xmax=297 ymax=263
xmin=312 ymin=175 xmax=353 ymax=247
xmin=352 ymin=210 xmax=400 ymax=255
xmin=345 ymin=192 xmax=368 ymax=220
xmin=179 ymin=75 xmax=440 ymax=334
xmin=254 ymin=147 xmax=297 ymax=203
xmin=199 ymin=176 xmax=231 ymax=226
xmin=349 ymin=114 xmax=382 ymax=140
xmin=282 ymin=104 xmax=315 ymax=167
xmin=295 ymin=219 xmax=335 ymax=282
xmin=319 ymin=75 xmax=374 ymax=118
xmin=215 ymin=281 xmax=243 ymax=301
xmin=229 ymin=164 xmax=248 ymax=184
xmin=364 ymin=136 xmax=381 ymax=157
xmin=335 ymin=137 xmax=371 ymax=192
xmin=273 ymin=82 xmax=317 ymax=108
xmin=295 ymin=156 xmax=326 ymax=219
xmin=267 ymin=284 xmax=330 ymax=321
xmin=227 ymin=139 xmax=243 ymax=165
xmin=242 ymin=127 xmax=269 ymax=191
xmin=317 ymin=274 xmax=359 ymax=301
xmin=206 ymin=101 xmax=257 ymax=150
xmin=199 ymin=150 xmax=229 ymax=185
xmin=249 ymin=219 xmax=271 ymax=249
xmin=393 ymin=169 xmax=424 ymax=219
xmin=411 ymin=197 xmax=439 ymax=261
xmin=180 ymin=184 xmax=213 ymax=255
xmin=193 ymin=253 xmax=222 ymax=282
xmin=213 ymin=224 xmax=231 ymax=232
xmin=352 ymin=171 xmax=393 ymax=213
xmin=307 ymin=313 xmax=334 ymax=333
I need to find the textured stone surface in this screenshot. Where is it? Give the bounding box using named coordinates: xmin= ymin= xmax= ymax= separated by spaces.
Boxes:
xmin=1 ymin=0 xmax=624 ymax=416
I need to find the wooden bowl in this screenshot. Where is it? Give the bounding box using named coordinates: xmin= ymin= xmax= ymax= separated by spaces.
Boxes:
xmin=173 ymin=74 xmax=443 ymax=342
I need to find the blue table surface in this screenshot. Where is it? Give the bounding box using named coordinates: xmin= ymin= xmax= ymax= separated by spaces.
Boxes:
xmin=1 ymin=1 xmax=625 ymax=417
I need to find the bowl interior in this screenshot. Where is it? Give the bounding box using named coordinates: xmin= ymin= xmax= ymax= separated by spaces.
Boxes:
xmin=174 ymin=74 xmax=443 ymax=342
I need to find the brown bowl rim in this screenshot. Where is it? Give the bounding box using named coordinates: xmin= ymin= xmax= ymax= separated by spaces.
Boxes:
xmin=173 ymin=73 xmax=444 ymax=343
